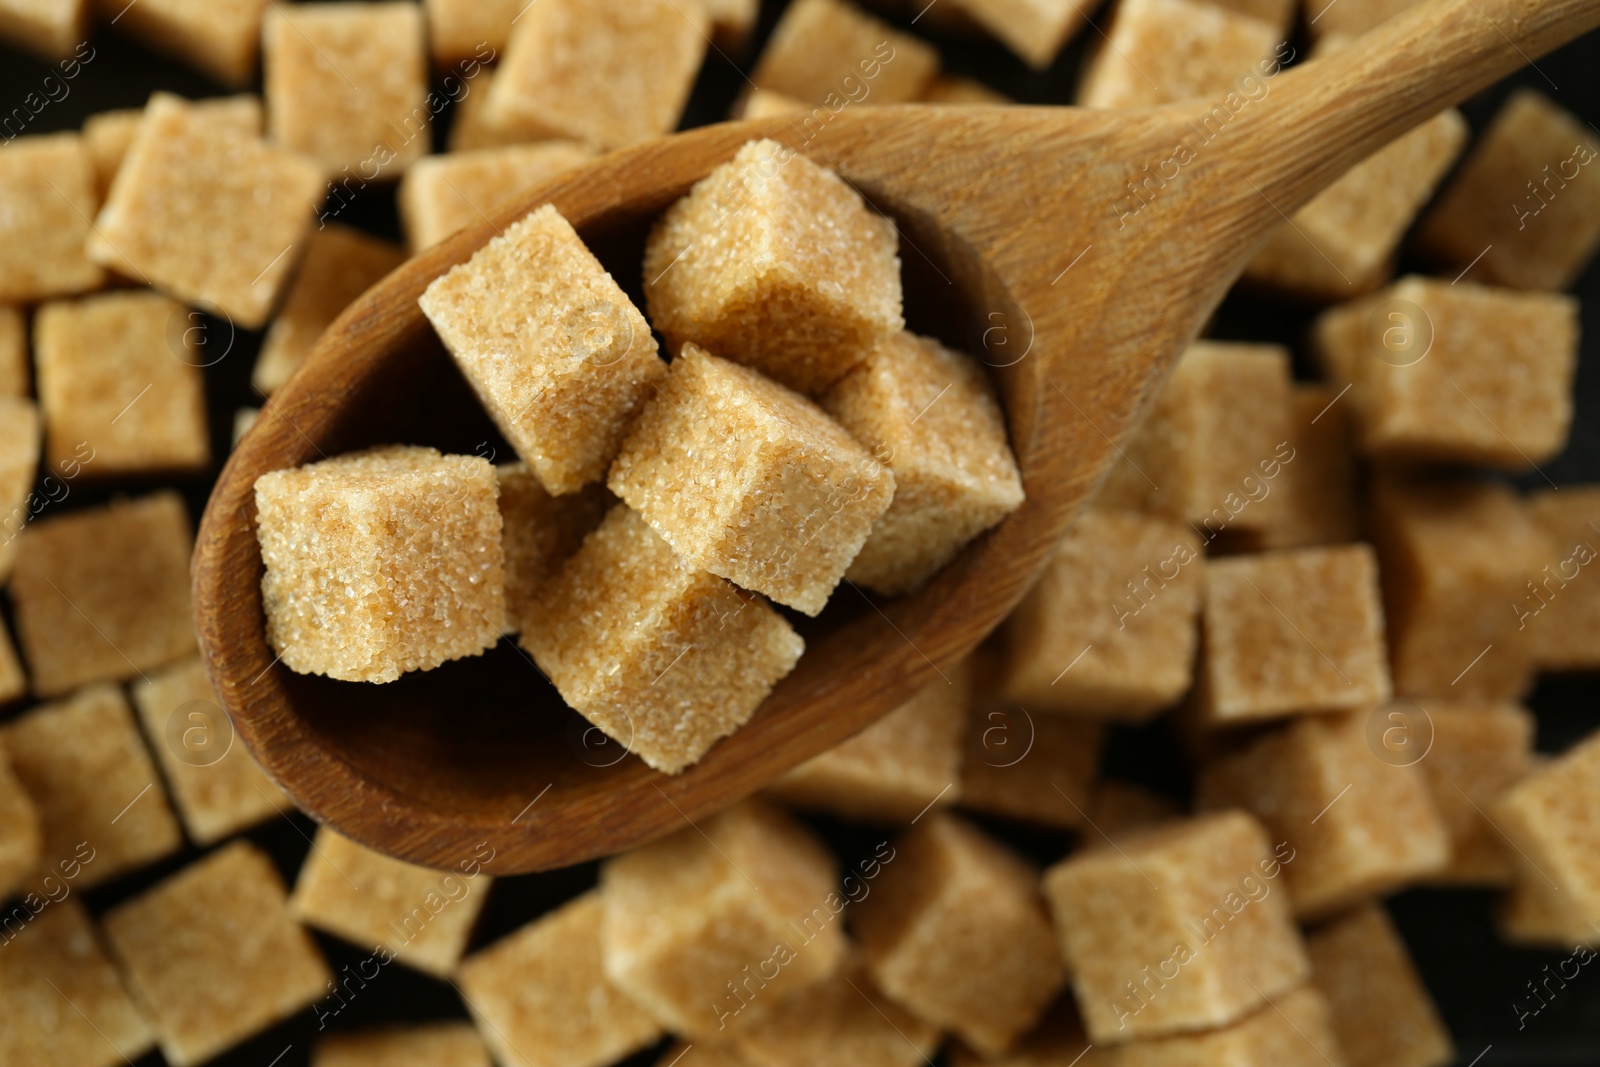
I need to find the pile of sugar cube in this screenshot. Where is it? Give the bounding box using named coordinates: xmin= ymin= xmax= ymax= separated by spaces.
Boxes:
xmin=0 ymin=0 xmax=1599 ymax=1064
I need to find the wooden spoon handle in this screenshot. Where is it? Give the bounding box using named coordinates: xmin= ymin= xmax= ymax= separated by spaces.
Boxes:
xmin=1228 ymin=0 xmax=1600 ymax=216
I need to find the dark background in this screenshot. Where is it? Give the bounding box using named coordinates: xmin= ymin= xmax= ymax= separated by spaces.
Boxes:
xmin=2 ymin=0 xmax=1598 ymax=1063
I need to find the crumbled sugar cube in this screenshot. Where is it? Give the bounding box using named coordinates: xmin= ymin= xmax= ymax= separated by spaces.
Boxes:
xmin=642 ymin=139 xmax=905 ymax=395
xmin=703 ymin=0 xmax=759 ymax=48
xmin=3 ymin=684 xmax=184 ymax=889
xmin=35 ymin=290 xmax=211 ymax=477
xmin=424 ymin=0 xmax=519 ymax=65
xmin=958 ymin=706 xmax=1103 ymax=829
xmin=1113 ymin=986 xmax=1345 ymax=1066
xmin=1417 ymin=89 xmax=1600 ymax=290
xmin=822 ymin=331 xmax=1024 ymax=595
xmin=0 ymin=133 xmax=105 ymax=302
xmin=734 ymin=958 xmax=943 ymax=1067
xmin=1197 ymin=710 xmax=1450 ymax=919
xmin=290 ymin=826 xmax=492 ymax=977
xmin=0 ymin=304 xmax=24 ymax=396
xmin=0 ymin=395 xmax=40 ymax=584
xmin=458 ymin=891 xmax=662 ymax=1067
xmin=497 ymin=464 xmax=609 ymax=634
xmin=854 ymin=812 xmax=1067 ymax=1055
xmin=420 ymin=203 xmax=665 ymax=494
xmin=0 ymin=737 xmax=41 ymax=899
xmin=767 ymin=660 xmax=968 ymax=823
xmin=736 ymin=88 xmax=810 ymax=118
xmin=485 ymin=0 xmax=708 ymax=150
xmin=314 ymin=1022 xmax=491 ymax=1067
xmin=1256 ymin=385 xmax=1360 ymax=550
xmin=254 ymin=446 xmax=505 ymax=684
xmin=1308 ymin=904 xmax=1454 ymax=1067
xmin=1370 ymin=477 xmax=1547 ymax=700
xmin=129 ymin=656 xmax=295 ymax=847
xmin=0 ymin=0 xmax=87 ymax=58
xmin=1311 ymin=277 xmax=1578 ymax=469
xmin=1042 ymin=811 xmax=1310 ymax=1042
xmin=752 ymin=0 xmax=939 ymax=104
xmin=1494 ymin=729 xmax=1600 ymax=926
xmin=102 ymin=841 xmax=331 ymax=1067
xmin=398 ymin=142 xmax=596 ymax=253
xmin=112 ymin=0 xmax=272 ymax=87
xmin=83 ymin=96 xmax=263 ymax=199
xmin=1414 ymin=700 xmax=1536 ymax=885
xmin=1094 ymin=341 xmax=1294 ymax=536
xmin=253 ymin=223 xmax=406 ymax=395
xmin=945 ymin=0 xmax=1094 ymax=69
xmin=921 ymin=74 xmax=1012 ymax=104
xmin=263 ymin=1 xmax=429 ymax=179
xmin=9 ymin=491 xmax=197 ymax=697
xmin=89 ymin=93 xmax=324 ymax=329
xmin=1077 ymin=0 xmax=1282 ymax=109
xmin=520 ymin=505 xmax=804 ymax=774
xmin=1244 ymin=101 xmax=1467 ymax=301
xmin=609 ymin=345 xmax=896 ymax=615
xmin=1303 ymin=0 xmax=1420 ymax=38
xmin=0 ymin=901 xmax=156 ymax=1067
xmin=1525 ymin=486 xmax=1600 ymax=670
xmin=1000 ymin=509 xmax=1204 ymax=720
xmin=1198 ymin=544 xmax=1392 ymax=725
xmin=601 ymin=799 xmax=847 ymax=1037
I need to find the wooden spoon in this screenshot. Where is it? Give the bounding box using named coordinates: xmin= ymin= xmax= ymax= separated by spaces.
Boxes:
xmin=195 ymin=0 xmax=1599 ymax=873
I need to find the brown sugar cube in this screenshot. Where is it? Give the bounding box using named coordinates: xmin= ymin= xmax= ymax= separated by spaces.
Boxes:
xmin=447 ymin=69 xmax=525 ymax=152
xmin=420 ymin=204 xmax=664 ymax=494
xmin=753 ymin=0 xmax=938 ymax=105
xmin=1498 ymin=853 xmax=1600 ymax=949
xmin=10 ymin=492 xmax=196 ymax=697
xmin=854 ymin=813 xmax=1067 ymax=1055
xmin=1413 ymin=700 xmax=1536 ymax=885
xmin=291 ymin=827 xmax=491 ymax=977
xmin=1494 ymin=729 xmax=1600 ymax=925
xmin=424 ymin=0 xmax=519 ymax=65
xmin=601 ymin=799 xmax=847 ymax=1037
xmin=0 ymin=395 xmax=40 ymax=585
xmin=822 ymin=332 xmax=1024 ymax=596
xmin=233 ymin=407 xmax=259 ymax=446
xmin=112 ymin=0 xmax=272 ymax=86
xmin=703 ymin=0 xmax=759 ymax=48
xmin=315 ymin=1022 xmax=491 ymax=1067
xmin=609 ymin=346 xmax=896 ymax=614
xmin=83 ymin=96 xmax=263 ymax=199
xmin=0 ymin=901 xmax=156 ymax=1067
xmin=264 ymin=2 xmax=429 ymax=179
xmin=1370 ymin=477 xmax=1548 ymax=700
xmin=255 ymin=447 xmax=504 ymax=684
xmin=253 ymin=223 xmax=405 ymax=394
xmin=1197 ymin=711 xmax=1450 ymax=919
xmin=0 ymin=304 xmax=24 ymax=395
xmin=90 ymin=93 xmax=324 ymax=329
xmin=103 ymin=841 xmax=330 ymax=1067
xmin=497 ymin=464 xmax=609 ymax=634
xmin=658 ymin=1044 xmax=757 ymax=1067
xmin=1308 ymin=904 xmax=1453 ymax=1067
xmin=767 ymin=662 xmax=968 ymax=823
xmin=921 ymin=75 xmax=1012 ymax=104
xmin=944 ymin=0 xmax=1093 ymax=69
xmin=1244 ymin=102 xmax=1467 ymax=301
xmin=735 ymin=958 xmax=942 ymax=1067
xmin=959 ymin=707 xmax=1103 ymax=829
xmin=0 ymin=738 xmax=41 ymax=899
xmin=3 ymin=684 xmax=184 ymax=889
xmin=1303 ymin=0 xmax=1420 ymax=38
xmin=1417 ymin=90 xmax=1600 ymax=291
xmin=1095 ymin=341 xmax=1294 ymax=537
xmin=1000 ymin=509 xmax=1203 ymax=720
xmin=486 ymin=0 xmax=708 ymax=151
xmin=947 ymin=1008 xmax=1115 ymax=1067
xmin=458 ymin=891 xmax=662 ymax=1067
xmin=521 ymin=505 xmax=804 ymax=774
xmin=643 ymin=139 xmax=904 ymax=395
xmin=129 ymin=656 xmax=295 ymax=846
xmin=0 ymin=133 xmax=104 ymax=302
xmin=1525 ymin=486 xmax=1600 ymax=670
xmin=735 ymin=88 xmax=810 ymax=119
xmin=1087 ymin=780 xmax=1182 ymax=843
xmin=398 ymin=142 xmax=596 ymax=253
xmin=1199 ymin=544 xmax=1392 ymax=725
xmin=35 ymin=290 xmax=210 ymax=477
xmin=1043 ymin=811 xmax=1310 ymax=1042
xmin=1115 ymin=986 xmax=1345 ymax=1067
xmin=1077 ymin=0 xmax=1282 ymax=109
xmin=1311 ymin=277 xmax=1578 ymax=469
xmin=0 ymin=0 xmax=85 ymax=59
xmin=1256 ymin=385 xmax=1360 ymax=551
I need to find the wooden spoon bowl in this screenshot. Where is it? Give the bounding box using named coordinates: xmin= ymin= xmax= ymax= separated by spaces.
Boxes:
xmin=195 ymin=0 xmax=1600 ymax=873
